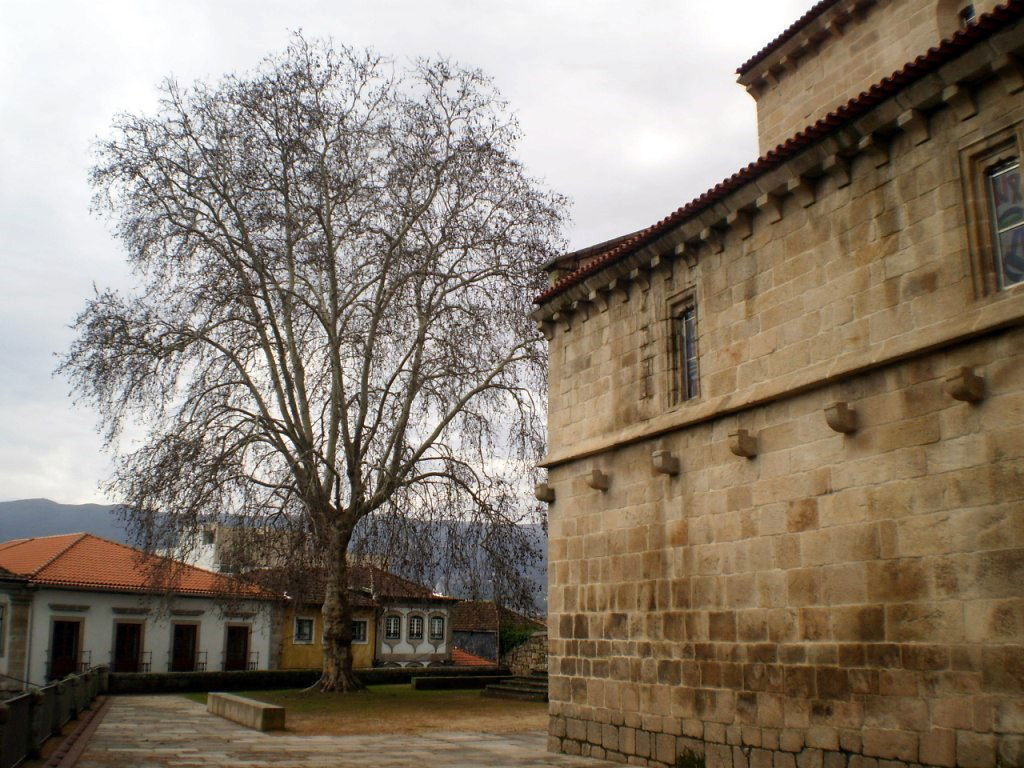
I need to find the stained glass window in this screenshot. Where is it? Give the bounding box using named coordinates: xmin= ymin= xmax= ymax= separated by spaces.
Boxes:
xmin=988 ymin=160 xmax=1024 ymax=288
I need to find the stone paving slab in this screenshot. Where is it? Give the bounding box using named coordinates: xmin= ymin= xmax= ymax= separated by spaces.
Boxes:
xmin=75 ymin=695 xmax=613 ymax=768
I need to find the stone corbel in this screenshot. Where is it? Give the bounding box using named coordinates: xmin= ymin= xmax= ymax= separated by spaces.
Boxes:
xmin=649 ymin=253 xmax=673 ymax=282
xmin=585 ymin=469 xmax=610 ymax=492
xmin=535 ymin=319 xmax=554 ymax=340
xmin=699 ymin=227 xmax=725 ymax=254
xmin=629 ymin=267 xmax=651 ymax=293
xmin=993 ymin=54 xmax=1024 ymax=95
xmin=552 ymin=310 xmax=572 ymax=333
xmin=941 ymin=84 xmax=977 ymax=121
xmin=534 ymin=483 xmax=556 ymax=503
xmin=857 ymin=133 xmax=890 ymax=168
xmin=822 ymin=154 xmax=852 ymax=189
xmin=823 ymin=17 xmax=846 ymax=38
xmin=726 ymin=210 xmax=753 ymax=240
xmin=674 ymin=242 xmax=698 ymax=270
xmin=824 ymin=401 xmax=858 ymax=434
xmin=756 ymin=192 xmax=783 ymax=224
xmin=651 ymin=450 xmax=680 ymax=476
xmin=729 ymin=429 xmax=758 ymax=459
xmin=787 ymin=176 xmax=816 ymax=208
xmin=606 ymin=277 xmax=630 ymax=303
xmin=588 ymin=288 xmax=610 ymax=314
xmin=944 ymin=366 xmax=985 ymax=403
xmin=897 ymin=109 xmax=929 ymax=146
xmin=572 ymin=298 xmax=592 ymax=323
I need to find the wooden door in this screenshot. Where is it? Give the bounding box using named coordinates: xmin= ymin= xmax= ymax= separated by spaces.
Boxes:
xmin=49 ymin=620 xmax=80 ymax=680
xmin=224 ymin=625 xmax=249 ymax=671
xmin=171 ymin=624 xmax=198 ymax=672
xmin=113 ymin=622 xmax=143 ymax=672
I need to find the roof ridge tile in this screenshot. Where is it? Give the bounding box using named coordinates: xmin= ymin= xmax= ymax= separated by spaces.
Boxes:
xmin=30 ymin=532 xmax=87 ymax=577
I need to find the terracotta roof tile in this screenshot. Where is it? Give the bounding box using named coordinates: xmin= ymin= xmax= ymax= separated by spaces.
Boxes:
xmin=535 ymin=1 xmax=1024 ymax=306
xmin=249 ymin=562 xmax=454 ymax=606
xmin=737 ymin=0 xmax=840 ymax=75
xmin=0 ymin=532 xmax=268 ymax=599
xmin=452 ymin=646 xmax=497 ymax=667
xmin=452 ymin=600 xmax=546 ymax=632
xmin=452 ymin=600 xmax=501 ymax=632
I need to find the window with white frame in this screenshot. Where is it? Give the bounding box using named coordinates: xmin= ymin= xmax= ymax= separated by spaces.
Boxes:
xmin=408 ymin=615 xmax=424 ymax=641
xmin=384 ymin=615 xmax=401 ymax=640
xmin=429 ymin=616 xmax=445 ymax=641
xmin=293 ymin=617 xmax=314 ymax=644
xmin=352 ymin=619 xmax=368 ymax=644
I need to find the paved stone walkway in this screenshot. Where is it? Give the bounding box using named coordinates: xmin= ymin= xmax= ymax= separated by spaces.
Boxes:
xmin=75 ymin=695 xmax=612 ymax=767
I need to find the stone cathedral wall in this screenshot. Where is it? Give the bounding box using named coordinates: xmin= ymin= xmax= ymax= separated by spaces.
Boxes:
xmin=743 ymin=0 xmax=1004 ymax=154
xmin=541 ymin=22 xmax=1024 ymax=768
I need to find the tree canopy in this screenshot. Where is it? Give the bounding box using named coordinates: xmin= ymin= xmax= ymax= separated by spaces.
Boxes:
xmin=60 ymin=35 xmax=567 ymax=689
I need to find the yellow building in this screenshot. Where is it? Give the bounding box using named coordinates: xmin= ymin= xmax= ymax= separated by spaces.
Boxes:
xmin=279 ymin=599 xmax=377 ymax=670
xmin=276 ymin=563 xmax=454 ymax=669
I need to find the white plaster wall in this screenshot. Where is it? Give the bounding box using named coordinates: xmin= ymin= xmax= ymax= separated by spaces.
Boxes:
xmin=26 ymin=588 xmax=275 ymax=685
xmin=378 ymin=603 xmax=450 ymax=658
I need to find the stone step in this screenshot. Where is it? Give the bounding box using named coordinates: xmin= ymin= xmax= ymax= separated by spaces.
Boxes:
xmin=493 ymin=680 xmax=547 ymax=693
xmin=481 ymin=684 xmax=548 ymax=702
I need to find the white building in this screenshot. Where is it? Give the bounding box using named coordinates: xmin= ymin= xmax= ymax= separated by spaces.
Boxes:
xmin=0 ymin=533 xmax=277 ymax=689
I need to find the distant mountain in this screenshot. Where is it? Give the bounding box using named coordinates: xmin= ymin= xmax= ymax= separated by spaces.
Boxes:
xmin=0 ymin=498 xmax=548 ymax=613
xmin=0 ymin=498 xmax=130 ymax=544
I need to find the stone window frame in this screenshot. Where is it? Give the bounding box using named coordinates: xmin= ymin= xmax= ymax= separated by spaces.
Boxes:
xmin=666 ymin=288 xmax=701 ymax=407
xmin=384 ymin=613 xmax=402 ymax=641
xmin=960 ymin=121 xmax=1024 ymax=296
xmin=351 ymin=618 xmax=369 ymax=645
xmin=407 ymin=613 xmax=425 ymax=642
xmin=428 ymin=614 xmax=445 ymax=642
xmin=293 ymin=616 xmax=315 ymax=645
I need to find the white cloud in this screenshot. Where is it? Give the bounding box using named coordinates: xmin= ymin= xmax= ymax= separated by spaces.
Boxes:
xmin=0 ymin=0 xmax=816 ymax=503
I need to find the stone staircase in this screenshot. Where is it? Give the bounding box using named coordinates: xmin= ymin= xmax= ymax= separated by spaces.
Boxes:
xmin=481 ymin=671 xmax=548 ymax=702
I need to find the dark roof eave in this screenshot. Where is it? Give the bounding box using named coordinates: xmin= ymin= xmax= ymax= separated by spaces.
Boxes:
xmin=31 ymin=579 xmax=277 ymax=601
xmin=535 ymin=2 xmax=1024 ymax=306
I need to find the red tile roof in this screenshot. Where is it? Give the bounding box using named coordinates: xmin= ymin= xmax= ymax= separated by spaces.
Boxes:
xmin=452 ymin=600 xmax=546 ymax=632
xmin=535 ymin=0 xmax=1024 ymax=306
xmin=249 ymin=562 xmax=454 ymax=606
xmin=0 ymin=533 xmax=268 ymax=599
xmin=452 ymin=646 xmax=497 ymax=667
xmin=736 ymin=0 xmax=840 ymax=75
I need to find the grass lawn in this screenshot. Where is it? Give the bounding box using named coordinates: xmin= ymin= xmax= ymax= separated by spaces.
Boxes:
xmin=185 ymin=684 xmax=548 ymax=735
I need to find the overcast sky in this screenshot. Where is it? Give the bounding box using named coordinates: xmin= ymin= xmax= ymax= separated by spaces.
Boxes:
xmin=0 ymin=0 xmax=812 ymax=504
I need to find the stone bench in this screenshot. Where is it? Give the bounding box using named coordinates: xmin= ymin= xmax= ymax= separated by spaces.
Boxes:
xmin=207 ymin=692 xmax=285 ymax=731
xmin=411 ymin=674 xmax=508 ymax=690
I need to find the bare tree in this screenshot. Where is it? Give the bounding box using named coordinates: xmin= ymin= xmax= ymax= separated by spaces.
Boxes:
xmin=59 ymin=35 xmax=566 ymax=691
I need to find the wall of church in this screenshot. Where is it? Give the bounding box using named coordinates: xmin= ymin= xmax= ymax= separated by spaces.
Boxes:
xmin=746 ymin=0 xmax=1002 ymax=154
xmin=543 ymin=32 xmax=1024 ymax=768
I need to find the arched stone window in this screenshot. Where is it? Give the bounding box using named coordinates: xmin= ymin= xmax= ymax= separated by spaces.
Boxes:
xmin=407 ymin=613 xmax=425 ymax=641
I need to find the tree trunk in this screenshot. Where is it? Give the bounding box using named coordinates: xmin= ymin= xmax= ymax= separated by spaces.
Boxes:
xmin=320 ymin=531 xmax=364 ymax=692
